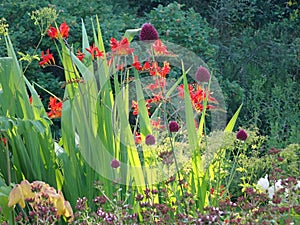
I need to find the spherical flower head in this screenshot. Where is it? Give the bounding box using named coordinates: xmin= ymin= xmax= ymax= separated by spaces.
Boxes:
xmin=110 ymin=159 xmax=120 ymax=169
xmin=168 ymin=121 xmax=180 ymax=133
xmin=139 ymin=23 xmax=159 ymax=41
xmin=195 ymin=66 xmax=210 ymax=83
xmin=145 ymin=134 xmax=156 ymax=146
xmin=236 ymin=129 xmax=248 ymax=141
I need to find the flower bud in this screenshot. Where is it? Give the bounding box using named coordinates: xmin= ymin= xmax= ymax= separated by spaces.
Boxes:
xmin=168 ymin=121 xmax=180 ymax=133
xmin=145 ymin=134 xmax=156 ymax=146
xmin=110 ymin=159 xmax=120 ymax=169
xmin=236 ymin=129 xmax=248 ymax=141
xmin=195 ymin=66 xmax=210 ymax=83
xmin=139 ymin=23 xmax=159 ymax=41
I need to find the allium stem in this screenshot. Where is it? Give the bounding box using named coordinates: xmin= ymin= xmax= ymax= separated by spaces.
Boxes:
xmin=5 ymin=140 xmax=11 ymax=185
xmin=168 ymin=132 xmax=188 ymax=215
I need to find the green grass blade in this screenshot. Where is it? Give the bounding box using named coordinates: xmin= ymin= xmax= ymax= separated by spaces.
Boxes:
xmin=225 ymin=103 xmax=243 ymax=132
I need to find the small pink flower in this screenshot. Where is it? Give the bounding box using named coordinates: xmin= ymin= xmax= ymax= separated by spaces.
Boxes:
xmin=145 ymin=134 xmax=156 ymax=146
xmin=195 ymin=66 xmax=210 ymax=83
xmin=110 ymin=159 xmax=120 ymax=169
xmin=236 ymin=129 xmax=248 ymax=141
xmin=168 ymin=121 xmax=180 ymax=133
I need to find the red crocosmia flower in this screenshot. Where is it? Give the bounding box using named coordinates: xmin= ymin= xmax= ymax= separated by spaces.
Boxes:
xmin=39 ymin=49 xmax=55 ymax=66
xmin=177 ymin=84 xmax=194 ymax=98
xmin=85 ymin=44 xmax=104 ymax=60
xmin=150 ymin=118 xmax=166 ymax=129
xmin=143 ymin=61 xmax=151 ymax=70
xmin=159 ymin=62 xmax=170 ymax=77
xmin=132 ymin=100 xmax=151 ymax=116
xmin=132 ymin=100 xmax=139 ymax=116
xmin=152 ymin=39 xmax=169 ymax=55
xmin=29 ymin=96 xmax=33 ymax=105
xmin=110 ymin=37 xmax=134 ymax=55
xmin=47 ymin=22 xmax=70 ymax=39
xmin=132 ymin=55 xmax=143 ymax=70
xmin=76 ymin=50 xmax=85 ymax=61
xmin=59 ymin=22 xmax=69 ymax=39
xmin=146 ymin=78 xmax=167 ymax=91
xmin=194 ymin=103 xmax=215 ymax=112
xmin=47 ymin=26 xmax=59 ymax=39
xmin=178 ymin=83 xmax=217 ymax=112
xmin=135 ymin=132 xmax=142 ymax=144
xmin=117 ymin=64 xmax=125 ymax=71
xmin=149 ymin=62 xmax=160 ymax=76
xmin=146 ymin=93 xmax=163 ymax=104
xmin=47 ymin=97 xmax=62 ymax=119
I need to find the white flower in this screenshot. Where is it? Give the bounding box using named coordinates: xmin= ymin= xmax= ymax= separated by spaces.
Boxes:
xmin=257 ymin=174 xmax=269 ymax=191
xmin=268 ymin=179 xmax=283 ymax=199
xmin=268 ymin=186 xmax=275 ymax=199
xmin=296 ymin=180 xmax=300 ymax=189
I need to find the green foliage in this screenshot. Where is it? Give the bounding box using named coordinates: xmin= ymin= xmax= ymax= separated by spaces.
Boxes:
xmin=0 ymin=35 xmax=60 ymax=189
xmin=145 ymin=2 xmax=219 ymax=68
xmin=210 ymin=1 xmax=300 ymax=147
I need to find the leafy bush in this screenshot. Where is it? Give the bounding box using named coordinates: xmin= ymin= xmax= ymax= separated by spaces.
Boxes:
xmin=144 ymin=2 xmax=219 ymax=68
xmin=209 ymin=0 xmax=300 ymax=147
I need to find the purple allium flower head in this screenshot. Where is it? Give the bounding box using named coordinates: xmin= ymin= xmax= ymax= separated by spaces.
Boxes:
xmin=168 ymin=121 xmax=180 ymax=133
xmin=139 ymin=23 xmax=159 ymax=41
xmin=145 ymin=134 xmax=156 ymax=146
xmin=236 ymin=129 xmax=248 ymax=141
xmin=195 ymin=66 xmax=211 ymax=83
xmin=110 ymin=159 xmax=120 ymax=169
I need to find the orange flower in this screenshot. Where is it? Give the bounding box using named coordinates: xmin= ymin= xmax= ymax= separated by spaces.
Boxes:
xmin=150 ymin=118 xmax=166 ymax=129
xmin=160 ymin=62 xmax=170 ymax=77
xmin=134 ymin=132 xmax=142 ymax=145
xmin=47 ymin=22 xmax=69 ymax=39
xmin=146 ymin=77 xmax=168 ymax=91
xmin=110 ymin=37 xmax=134 ymax=55
xmin=47 ymin=97 xmax=62 ymax=119
xmin=76 ymin=50 xmax=85 ymax=61
xmin=39 ymin=49 xmax=55 ymax=66
xmin=47 ymin=26 xmax=58 ymax=39
xmin=86 ymin=44 xmax=104 ymax=60
xmin=177 ymin=83 xmax=217 ymax=112
xmin=59 ymin=22 xmax=69 ymax=39
xmin=152 ymin=39 xmax=169 ymax=55
xmin=132 ymin=55 xmax=143 ymax=70
xmin=132 ymin=100 xmax=151 ymax=116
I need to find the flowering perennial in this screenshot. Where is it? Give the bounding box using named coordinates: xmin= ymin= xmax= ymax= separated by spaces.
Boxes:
xmin=39 ymin=49 xmax=55 ymax=66
xmin=177 ymin=83 xmax=217 ymax=112
xmin=47 ymin=22 xmax=69 ymax=39
xmin=8 ymin=180 xmax=73 ymax=222
xmin=110 ymin=37 xmax=134 ymax=55
xmin=85 ymin=44 xmax=104 ymax=60
xmin=139 ymin=23 xmax=159 ymax=41
xmin=47 ymin=96 xmax=62 ymax=119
